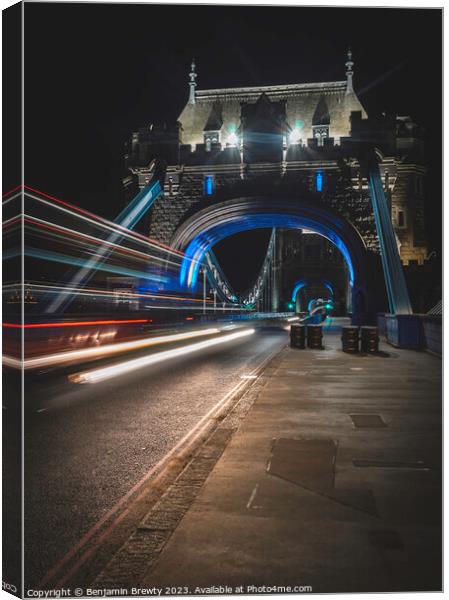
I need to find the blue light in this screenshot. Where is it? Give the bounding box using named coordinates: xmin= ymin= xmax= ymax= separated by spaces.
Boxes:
xmin=180 ymin=213 xmax=356 ymax=290
xmin=315 ymin=171 xmax=323 ymax=192
xmin=115 ymin=180 xmax=162 ymax=229
xmin=204 ymin=176 xmax=214 ymax=196
xmin=291 ymin=279 xmax=334 ymax=303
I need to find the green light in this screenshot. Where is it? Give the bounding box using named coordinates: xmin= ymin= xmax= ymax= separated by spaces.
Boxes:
xmin=287 ymin=302 xmax=295 ymax=310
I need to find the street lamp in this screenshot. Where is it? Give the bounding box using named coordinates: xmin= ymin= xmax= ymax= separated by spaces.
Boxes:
xmin=202 ymin=267 xmax=207 ymax=315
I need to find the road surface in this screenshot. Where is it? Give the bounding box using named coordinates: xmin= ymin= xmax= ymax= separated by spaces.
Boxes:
xmin=24 ymin=328 xmax=287 ymax=589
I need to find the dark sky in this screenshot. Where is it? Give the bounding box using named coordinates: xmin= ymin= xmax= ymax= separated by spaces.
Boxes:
xmin=21 ymin=3 xmax=442 ymax=288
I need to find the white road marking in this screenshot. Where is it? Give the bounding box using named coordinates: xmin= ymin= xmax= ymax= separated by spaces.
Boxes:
xmin=246 ymin=484 xmax=259 ymax=509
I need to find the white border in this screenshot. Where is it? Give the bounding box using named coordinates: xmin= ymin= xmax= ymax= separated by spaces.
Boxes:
xmin=0 ymin=3 xmax=444 ymax=600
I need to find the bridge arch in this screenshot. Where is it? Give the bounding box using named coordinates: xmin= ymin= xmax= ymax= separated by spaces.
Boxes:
xmin=291 ymin=278 xmax=334 ymax=304
xmin=170 ymin=196 xmax=370 ymax=319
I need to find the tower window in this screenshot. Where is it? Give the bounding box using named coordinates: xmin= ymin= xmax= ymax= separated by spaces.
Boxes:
xmin=204 ymin=131 xmax=219 ymax=151
xmin=398 ymin=210 xmax=405 ymax=227
xmin=315 ymin=170 xmax=324 ymax=192
xmin=312 ymin=125 xmax=329 ymax=146
xmin=204 ymin=176 xmax=214 ymax=196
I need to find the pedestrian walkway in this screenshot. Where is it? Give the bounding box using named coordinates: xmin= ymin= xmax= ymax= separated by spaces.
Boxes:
xmin=95 ymin=328 xmax=442 ymax=594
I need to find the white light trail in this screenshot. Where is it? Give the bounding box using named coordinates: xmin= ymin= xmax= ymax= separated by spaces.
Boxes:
xmin=26 ymin=192 xmax=184 ymax=259
xmin=25 ymin=215 xmax=183 ymax=268
xmin=2 ymin=191 xmax=22 ymax=206
xmin=143 ymin=304 xmax=245 ymax=311
xmin=12 ymin=283 xmax=215 ymax=305
xmin=6 ymin=328 xmax=219 ymax=370
xmin=287 ymin=317 xmax=300 ymax=322
xmin=69 ymin=328 xmax=255 ymax=384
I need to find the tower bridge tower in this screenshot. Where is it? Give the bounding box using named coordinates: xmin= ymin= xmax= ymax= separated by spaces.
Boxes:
xmin=123 ymin=52 xmax=428 ymax=316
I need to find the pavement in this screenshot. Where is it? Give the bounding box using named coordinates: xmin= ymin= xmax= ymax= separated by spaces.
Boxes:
xmin=91 ymin=319 xmax=442 ymax=594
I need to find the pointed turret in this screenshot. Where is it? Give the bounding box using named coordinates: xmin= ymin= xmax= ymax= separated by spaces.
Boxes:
xmin=345 ymin=48 xmax=354 ymax=95
xmin=189 ymin=59 xmax=197 ymax=105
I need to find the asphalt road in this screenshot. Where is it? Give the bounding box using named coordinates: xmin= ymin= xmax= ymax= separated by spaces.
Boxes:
xmin=24 ymin=328 xmax=287 ymax=589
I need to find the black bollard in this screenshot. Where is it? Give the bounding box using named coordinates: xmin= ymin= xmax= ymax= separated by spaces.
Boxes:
xmin=307 ymin=325 xmax=323 ymax=349
xmin=360 ymin=326 xmax=379 ymax=353
xmin=290 ymin=324 xmax=306 ymax=349
xmin=342 ymin=326 xmax=359 ymax=353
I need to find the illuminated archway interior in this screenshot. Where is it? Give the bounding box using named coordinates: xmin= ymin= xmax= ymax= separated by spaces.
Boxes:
xmin=291 ymin=279 xmax=334 ymax=303
xmin=180 ymin=214 xmax=356 ymax=290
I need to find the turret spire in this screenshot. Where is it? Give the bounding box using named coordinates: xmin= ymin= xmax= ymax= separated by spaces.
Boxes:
xmin=345 ymin=48 xmax=354 ymax=95
xmin=189 ymin=58 xmax=197 ymax=105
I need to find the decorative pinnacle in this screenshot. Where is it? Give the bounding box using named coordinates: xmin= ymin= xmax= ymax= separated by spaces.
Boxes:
xmin=189 ymin=58 xmax=197 ymax=104
xmin=345 ymin=48 xmax=354 ymax=95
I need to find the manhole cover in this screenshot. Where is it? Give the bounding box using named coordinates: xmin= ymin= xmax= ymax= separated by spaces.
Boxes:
xmin=268 ymin=438 xmax=337 ymax=491
xmin=353 ymin=459 xmax=428 ymax=469
xmin=369 ymin=530 xmax=404 ymax=550
xmin=350 ymin=414 xmax=387 ymax=428
xmin=267 ymin=438 xmax=377 ymax=515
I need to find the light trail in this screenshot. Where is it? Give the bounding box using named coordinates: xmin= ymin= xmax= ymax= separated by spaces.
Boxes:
xmin=143 ymin=304 xmax=246 ymax=311
xmin=24 ymin=216 xmax=183 ymax=269
xmin=2 ymin=189 xmax=22 ymax=206
xmin=16 ymin=247 xmax=169 ymax=284
xmin=4 ymin=328 xmax=220 ymax=370
xmin=3 ymin=319 xmax=150 ymax=329
xmin=25 ymin=185 xmax=183 ymax=256
xmin=25 ymin=190 xmax=185 ymax=259
xmin=4 ymin=283 xmax=216 ymax=305
xmin=69 ymin=328 xmax=255 ymax=384
xmin=2 ymin=184 xmax=23 ymax=198
xmin=41 ymin=180 xmax=162 ymax=313
xmin=2 ymin=214 xmax=23 ymax=228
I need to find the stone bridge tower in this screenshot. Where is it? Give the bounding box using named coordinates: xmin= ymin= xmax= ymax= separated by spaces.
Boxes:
xmin=123 ymin=52 xmax=428 ymax=313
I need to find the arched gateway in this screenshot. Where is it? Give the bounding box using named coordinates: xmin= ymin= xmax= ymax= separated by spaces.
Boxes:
xmin=123 ymin=52 xmax=427 ymax=322
xmin=170 ymin=197 xmax=367 ymax=313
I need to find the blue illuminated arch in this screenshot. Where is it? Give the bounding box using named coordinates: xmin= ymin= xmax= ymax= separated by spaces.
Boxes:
xmin=171 ymin=197 xmax=367 ymax=292
xmin=291 ymin=279 xmax=334 ymax=303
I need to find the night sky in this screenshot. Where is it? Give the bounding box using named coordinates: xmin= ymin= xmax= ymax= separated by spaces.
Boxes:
xmin=21 ymin=3 xmax=442 ymax=289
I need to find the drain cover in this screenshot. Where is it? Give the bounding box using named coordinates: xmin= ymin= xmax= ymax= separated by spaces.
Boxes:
xmin=369 ymin=530 xmax=404 ymax=550
xmin=267 ymin=438 xmax=377 ymax=515
xmin=268 ymin=438 xmax=337 ymax=491
xmin=353 ymin=459 xmax=428 ymax=469
xmin=350 ymin=414 xmax=386 ymax=428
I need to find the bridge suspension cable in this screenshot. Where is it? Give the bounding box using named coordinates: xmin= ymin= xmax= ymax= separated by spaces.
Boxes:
xmin=239 ymin=229 xmax=276 ymax=309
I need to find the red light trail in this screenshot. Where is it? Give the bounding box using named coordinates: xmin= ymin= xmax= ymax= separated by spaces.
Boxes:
xmin=3 ymin=319 xmax=151 ymax=329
